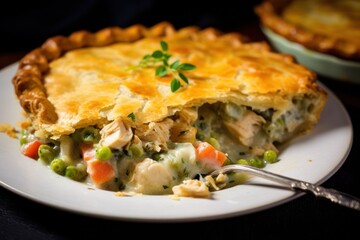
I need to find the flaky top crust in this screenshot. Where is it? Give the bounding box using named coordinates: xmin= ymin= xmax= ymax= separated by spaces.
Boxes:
xmin=255 ymin=0 xmax=360 ymax=61
xmin=12 ymin=22 xmax=326 ymax=137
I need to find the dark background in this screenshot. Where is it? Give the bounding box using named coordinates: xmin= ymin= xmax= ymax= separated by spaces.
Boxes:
xmin=0 ymin=0 xmax=262 ymax=53
xmin=1 ymin=0 xmax=359 ymax=239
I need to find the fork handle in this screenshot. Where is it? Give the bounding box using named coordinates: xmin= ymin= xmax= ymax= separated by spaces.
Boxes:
xmin=212 ymin=164 xmax=360 ymax=211
xmin=291 ymin=181 xmax=360 ymax=210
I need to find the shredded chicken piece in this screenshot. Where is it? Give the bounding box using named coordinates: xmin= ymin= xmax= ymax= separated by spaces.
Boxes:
xmin=204 ymin=175 xmax=220 ymax=191
xmin=223 ymin=110 xmax=265 ymax=147
xmin=172 ymin=179 xmax=211 ymax=198
xmin=135 ymin=118 xmax=174 ymax=151
xmin=100 ymin=118 xmax=133 ymax=150
xmin=131 ymin=135 xmax=143 ymax=145
xmin=204 ymin=173 xmax=229 ymax=190
xmin=285 ymin=116 xmax=302 ymax=133
xmin=170 ymin=123 xmax=197 ymax=143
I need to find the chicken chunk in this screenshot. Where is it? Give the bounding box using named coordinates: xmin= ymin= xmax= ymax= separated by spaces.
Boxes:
xmin=100 ymin=118 xmax=133 ymax=150
xmin=223 ymin=110 xmax=265 ymax=147
xmin=135 ymin=118 xmax=174 ymax=151
xmin=127 ymin=158 xmax=174 ymax=195
xmin=172 ymin=179 xmax=210 ymax=198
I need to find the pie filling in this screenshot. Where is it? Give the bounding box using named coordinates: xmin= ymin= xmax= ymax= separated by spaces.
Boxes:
xmin=20 ymin=97 xmax=315 ymax=196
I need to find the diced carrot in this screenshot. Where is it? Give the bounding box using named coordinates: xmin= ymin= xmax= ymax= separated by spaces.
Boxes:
xmin=86 ymin=160 xmax=115 ymax=186
xmin=81 ymin=143 xmax=115 ymax=186
xmin=195 ymin=141 xmax=227 ymax=167
xmin=22 ymin=140 xmax=42 ymax=159
xmin=80 ymin=143 xmax=96 ymax=162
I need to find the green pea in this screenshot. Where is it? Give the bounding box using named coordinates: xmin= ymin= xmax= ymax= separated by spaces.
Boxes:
xmin=65 ymin=165 xmax=87 ymax=181
xmin=76 ymin=163 xmax=86 ymax=172
xmin=50 ymin=158 xmax=66 ymax=175
xmin=236 ymin=159 xmax=249 ymax=165
xmin=65 ymin=166 xmax=78 ymax=180
xmin=96 ymin=146 xmax=113 ymax=161
xmin=249 ymin=158 xmax=266 ymax=168
xmin=263 ymin=150 xmax=278 ymax=164
xmin=207 ymin=137 xmax=220 ymax=150
xmin=19 ymin=130 xmax=29 ymax=145
xmin=19 ymin=135 xmax=28 ymax=145
xmin=128 ymin=144 xmax=144 ymax=158
xmin=38 ymin=144 xmax=56 ymax=164
xmin=76 ymin=163 xmax=88 ymax=181
xmin=81 ymin=127 xmax=100 ymax=143
xmin=48 ymin=140 xmax=60 ymax=156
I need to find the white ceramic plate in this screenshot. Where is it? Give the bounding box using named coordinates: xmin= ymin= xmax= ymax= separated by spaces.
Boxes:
xmin=261 ymin=26 xmax=360 ymax=84
xmin=0 ymin=63 xmax=353 ymax=222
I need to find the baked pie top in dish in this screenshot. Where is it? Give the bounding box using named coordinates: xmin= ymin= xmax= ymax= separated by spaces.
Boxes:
xmin=11 ymin=22 xmax=327 ymax=197
xmin=255 ymin=0 xmax=360 ymax=61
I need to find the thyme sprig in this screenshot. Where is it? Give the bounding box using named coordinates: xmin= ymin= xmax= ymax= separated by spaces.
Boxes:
xmin=133 ymin=40 xmax=196 ymax=92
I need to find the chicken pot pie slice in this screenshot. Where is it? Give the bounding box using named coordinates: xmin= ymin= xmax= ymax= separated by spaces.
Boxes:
xmin=255 ymin=0 xmax=360 ymax=61
xmin=12 ymin=22 xmax=327 ymax=197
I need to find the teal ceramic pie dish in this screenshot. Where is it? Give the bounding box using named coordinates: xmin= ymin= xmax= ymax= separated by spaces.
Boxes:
xmin=261 ymin=26 xmax=360 ymax=84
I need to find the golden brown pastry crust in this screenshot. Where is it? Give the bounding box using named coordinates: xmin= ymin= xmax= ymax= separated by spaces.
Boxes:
xmin=12 ymin=21 xmax=327 ymax=138
xmin=12 ymin=22 xmax=178 ymax=125
xmin=255 ymin=0 xmax=360 ymax=61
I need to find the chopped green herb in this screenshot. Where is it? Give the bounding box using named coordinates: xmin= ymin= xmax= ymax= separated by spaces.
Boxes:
xmin=127 ymin=112 xmax=135 ymax=122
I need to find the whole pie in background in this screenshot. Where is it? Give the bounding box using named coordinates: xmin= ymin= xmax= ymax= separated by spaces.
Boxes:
xmin=255 ymin=0 xmax=360 ymax=62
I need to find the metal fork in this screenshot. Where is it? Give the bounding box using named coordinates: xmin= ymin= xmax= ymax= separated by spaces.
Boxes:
xmin=210 ymin=164 xmax=360 ymax=211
